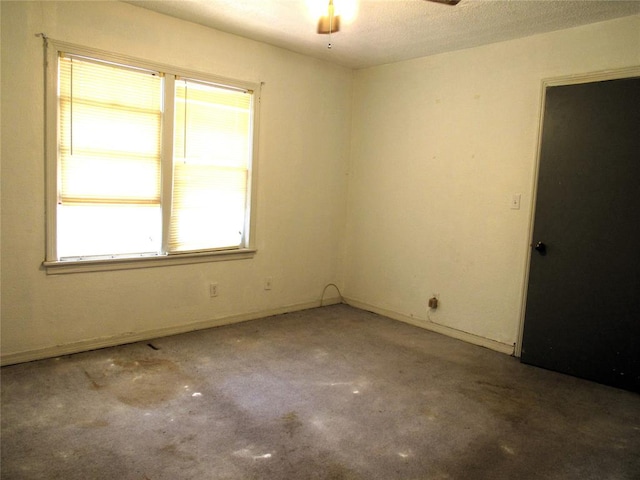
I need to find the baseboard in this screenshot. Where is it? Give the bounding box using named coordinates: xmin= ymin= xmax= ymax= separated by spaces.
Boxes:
xmin=1 ymin=296 xmax=513 ymax=366
xmin=1 ymin=296 xmax=342 ymax=366
xmin=344 ymin=297 xmax=515 ymax=356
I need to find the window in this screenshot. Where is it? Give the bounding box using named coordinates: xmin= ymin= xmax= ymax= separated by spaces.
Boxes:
xmin=44 ymin=42 xmax=259 ymax=271
xmin=57 ymin=55 xmax=163 ymax=258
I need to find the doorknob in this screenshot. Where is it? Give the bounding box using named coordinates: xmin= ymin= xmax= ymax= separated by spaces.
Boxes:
xmin=534 ymin=242 xmax=547 ymax=255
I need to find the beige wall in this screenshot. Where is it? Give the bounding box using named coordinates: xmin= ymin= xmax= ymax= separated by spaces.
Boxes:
xmin=344 ymin=15 xmax=640 ymax=350
xmin=0 ymin=1 xmax=352 ymax=363
xmin=2 ymin=1 xmax=639 ymax=364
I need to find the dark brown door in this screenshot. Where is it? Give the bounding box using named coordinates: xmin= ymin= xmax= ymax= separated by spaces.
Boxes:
xmin=521 ymin=77 xmax=640 ymax=392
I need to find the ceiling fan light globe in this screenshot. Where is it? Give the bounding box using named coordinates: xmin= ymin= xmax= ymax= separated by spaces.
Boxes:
xmin=317 ymin=15 xmax=341 ymax=34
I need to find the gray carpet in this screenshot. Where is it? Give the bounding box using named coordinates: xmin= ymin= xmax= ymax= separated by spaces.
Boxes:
xmin=2 ymin=305 xmax=639 ymax=479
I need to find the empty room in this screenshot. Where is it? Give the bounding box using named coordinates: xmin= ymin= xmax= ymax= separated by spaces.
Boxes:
xmin=1 ymin=1 xmax=639 ymax=479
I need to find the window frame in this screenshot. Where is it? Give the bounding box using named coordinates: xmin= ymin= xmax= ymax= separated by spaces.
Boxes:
xmin=43 ymin=40 xmax=260 ymax=274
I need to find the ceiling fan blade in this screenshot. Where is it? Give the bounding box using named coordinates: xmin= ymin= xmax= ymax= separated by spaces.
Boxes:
xmin=425 ymin=0 xmax=461 ymax=5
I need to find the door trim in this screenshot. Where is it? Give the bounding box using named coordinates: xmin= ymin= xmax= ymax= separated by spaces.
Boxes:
xmin=514 ymin=66 xmax=640 ymax=358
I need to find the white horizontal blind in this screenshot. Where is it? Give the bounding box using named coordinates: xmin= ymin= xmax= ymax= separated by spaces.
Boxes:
xmin=58 ymin=55 xmax=162 ymax=204
xmin=57 ymin=55 xmax=163 ymax=258
xmin=170 ymin=79 xmax=253 ymax=252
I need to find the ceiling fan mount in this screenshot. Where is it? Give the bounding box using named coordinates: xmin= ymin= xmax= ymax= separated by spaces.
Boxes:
xmin=317 ymin=0 xmax=461 ymax=35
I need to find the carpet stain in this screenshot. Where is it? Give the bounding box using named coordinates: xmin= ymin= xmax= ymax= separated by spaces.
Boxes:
xmin=84 ymin=358 xmax=194 ymax=408
xmin=159 ymin=443 xmax=196 ymax=462
xmin=282 ymin=411 xmax=303 ymax=437
xmin=83 ymin=369 xmax=102 ymax=390
xmin=323 ymin=462 xmax=360 ymax=480
xmin=422 ymin=406 xmax=438 ymax=421
xmin=459 ymin=380 xmax=531 ymax=425
xmin=78 ymin=419 xmax=109 ymax=428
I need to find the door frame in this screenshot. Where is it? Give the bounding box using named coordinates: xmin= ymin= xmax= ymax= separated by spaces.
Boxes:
xmin=515 ymin=65 xmax=640 ymax=358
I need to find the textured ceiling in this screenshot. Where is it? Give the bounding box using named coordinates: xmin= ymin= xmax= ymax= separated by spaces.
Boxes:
xmin=126 ymin=0 xmax=640 ymax=69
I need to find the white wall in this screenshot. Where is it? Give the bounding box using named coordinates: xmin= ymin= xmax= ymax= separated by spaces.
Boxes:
xmin=344 ymin=15 xmax=640 ymax=351
xmin=0 ymin=1 xmax=352 ymax=363
xmin=2 ymin=2 xmax=639 ymax=364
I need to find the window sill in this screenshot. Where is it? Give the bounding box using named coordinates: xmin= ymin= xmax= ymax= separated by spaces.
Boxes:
xmin=43 ymin=248 xmax=257 ymax=275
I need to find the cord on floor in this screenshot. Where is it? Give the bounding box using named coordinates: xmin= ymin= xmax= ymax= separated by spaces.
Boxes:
xmin=321 ymin=283 xmax=343 ymax=307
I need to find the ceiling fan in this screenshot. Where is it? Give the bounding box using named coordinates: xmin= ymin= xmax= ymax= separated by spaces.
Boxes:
xmin=317 ymin=0 xmax=462 ymax=35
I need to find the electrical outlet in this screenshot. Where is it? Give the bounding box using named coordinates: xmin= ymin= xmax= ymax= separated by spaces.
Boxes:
xmin=428 ymin=295 xmax=439 ymax=309
xmin=264 ymin=277 xmax=273 ymax=291
xmin=510 ymin=194 xmax=521 ymax=210
xmin=210 ymin=283 xmax=218 ymax=297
